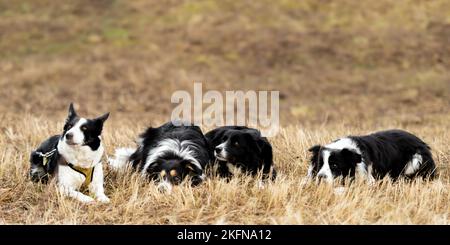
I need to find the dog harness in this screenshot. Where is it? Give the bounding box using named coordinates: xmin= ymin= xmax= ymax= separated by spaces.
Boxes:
xmin=36 ymin=149 xmax=95 ymax=188
xmin=36 ymin=149 xmax=57 ymax=167
xmin=67 ymin=163 xmax=95 ymax=188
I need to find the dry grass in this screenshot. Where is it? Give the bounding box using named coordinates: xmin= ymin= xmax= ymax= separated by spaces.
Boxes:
xmin=0 ymin=115 xmax=448 ymax=224
xmin=0 ymin=0 xmax=449 ymax=224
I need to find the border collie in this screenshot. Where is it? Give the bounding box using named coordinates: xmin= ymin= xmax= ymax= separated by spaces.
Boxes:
xmin=205 ymin=126 xmax=276 ymax=181
xmin=29 ymin=103 xmax=110 ymax=203
xmin=307 ymin=129 xmax=436 ymax=184
xmin=109 ymin=121 xmax=210 ymax=193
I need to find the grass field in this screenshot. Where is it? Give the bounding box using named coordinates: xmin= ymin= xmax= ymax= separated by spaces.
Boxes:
xmin=0 ymin=0 xmax=449 ymax=224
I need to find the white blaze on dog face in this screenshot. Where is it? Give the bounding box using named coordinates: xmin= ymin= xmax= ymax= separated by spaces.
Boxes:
xmin=317 ymin=150 xmax=333 ymax=183
xmin=64 ymin=118 xmax=87 ymax=145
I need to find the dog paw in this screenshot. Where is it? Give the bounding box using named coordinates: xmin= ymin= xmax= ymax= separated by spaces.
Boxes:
xmin=96 ymin=195 xmax=110 ymax=203
xmin=78 ymin=195 xmax=95 ymax=203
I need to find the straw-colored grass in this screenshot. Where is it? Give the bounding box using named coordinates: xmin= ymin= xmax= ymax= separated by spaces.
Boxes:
xmin=0 ymin=115 xmax=448 ymax=224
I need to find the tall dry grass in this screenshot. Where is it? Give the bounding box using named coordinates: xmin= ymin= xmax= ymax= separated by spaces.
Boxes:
xmin=0 ymin=114 xmax=448 ymax=224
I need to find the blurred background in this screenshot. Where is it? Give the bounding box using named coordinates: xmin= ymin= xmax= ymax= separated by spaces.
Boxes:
xmin=0 ymin=0 xmax=449 ymax=128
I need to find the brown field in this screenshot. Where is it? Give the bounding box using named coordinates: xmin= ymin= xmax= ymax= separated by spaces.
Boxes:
xmin=0 ymin=0 xmax=449 ymax=224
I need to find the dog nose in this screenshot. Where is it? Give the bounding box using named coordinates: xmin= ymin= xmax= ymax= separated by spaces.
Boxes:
xmin=215 ymin=147 xmax=222 ymax=154
xmin=65 ymin=133 xmax=73 ymax=140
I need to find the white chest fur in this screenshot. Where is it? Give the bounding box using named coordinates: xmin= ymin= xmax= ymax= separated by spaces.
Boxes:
xmin=57 ymin=140 xmax=104 ymax=168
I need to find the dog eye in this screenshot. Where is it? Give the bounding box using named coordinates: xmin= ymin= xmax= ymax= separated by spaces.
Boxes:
xmin=81 ymin=126 xmax=87 ymax=131
xmin=234 ymin=141 xmax=239 ymax=147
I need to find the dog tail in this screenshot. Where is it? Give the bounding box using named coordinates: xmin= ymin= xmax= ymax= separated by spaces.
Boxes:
xmin=108 ymin=148 xmax=135 ymax=170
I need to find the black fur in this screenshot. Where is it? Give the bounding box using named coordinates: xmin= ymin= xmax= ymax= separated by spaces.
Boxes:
xmin=205 ymin=126 xmax=276 ymax=180
xmin=128 ymin=121 xmax=210 ymax=187
xmin=309 ymin=129 xmax=436 ymax=181
xmin=29 ymin=135 xmax=61 ymax=183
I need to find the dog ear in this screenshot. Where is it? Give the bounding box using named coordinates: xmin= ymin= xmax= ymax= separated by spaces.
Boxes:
xmin=67 ymin=103 xmax=77 ymax=120
xmin=95 ymin=112 xmax=110 ymax=123
xmin=183 ymin=161 xmax=204 ymax=187
xmin=341 ymin=148 xmax=362 ymax=167
xmin=208 ymin=128 xmax=227 ymax=145
xmin=308 ymin=145 xmax=322 ymax=154
xmin=243 ymin=133 xmax=262 ymax=153
xmin=183 ymin=161 xmax=202 ymax=176
xmin=257 ymin=138 xmax=276 ymax=181
xmin=91 ymin=112 xmax=110 ymax=135
xmin=243 ymin=133 xmax=276 ymax=181
xmin=308 ymin=145 xmax=322 ymax=172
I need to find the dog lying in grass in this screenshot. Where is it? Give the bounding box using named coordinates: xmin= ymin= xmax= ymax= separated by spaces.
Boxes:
xmin=307 ymin=129 xmax=437 ymax=185
xmin=109 ymin=121 xmax=210 ymax=193
xmin=205 ymin=126 xmax=277 ymax=181
xmin=29 ymin=103 xmax=110 ymax=203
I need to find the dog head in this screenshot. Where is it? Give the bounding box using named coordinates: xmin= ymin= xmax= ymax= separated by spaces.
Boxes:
xmin=213 ymin=129 xmax=269 ymax=168
xmin=308 ymin=145 xmax=362 ymax=183
xmin=61 ymin=103 xmax=110 ymax=151
xmin=150 ymin=156 xmax=202 ymax=190
xmin=150 ymin=157 xmax=203 ymax=193
xmin=142 ymin=138 xmax=205 ymax=192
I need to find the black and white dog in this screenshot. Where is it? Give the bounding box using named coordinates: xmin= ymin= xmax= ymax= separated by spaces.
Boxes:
xmin=109 ymin=121 xmax=210 ymax=193
xmin=307 ymin=129 xmax=436 ymax=184
xmin=29 ymin=103 xmax=110 ymax=203
xmin=205 ymin=126 xmax=276 ymax=181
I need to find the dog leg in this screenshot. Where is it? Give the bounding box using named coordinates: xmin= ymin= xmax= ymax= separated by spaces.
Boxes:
xmin=300 ymin=165 xmax=315 ymax=186
xmin=366 ymin=164 xmax=376 ymax=186
xmin=217 ymin=161 xmax=233 ymax=180
xmin=356 ymin=162 xmax=375 ymax=186
xmin=58 ymin=185 xmax=94 ymax=203
xmin=58 ymin=166 xmax=95 ymax=203
xmin=89 ymin=163 xmax=110 ymax=203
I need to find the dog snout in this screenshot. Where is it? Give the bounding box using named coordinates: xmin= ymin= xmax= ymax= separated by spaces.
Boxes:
xmin=317 ymin=174 xmax=334 ymax=184
xmin=157 ymin=181 xmax=173 ymax=194
xmin=65 ymin=133 xmax=73 ymax=140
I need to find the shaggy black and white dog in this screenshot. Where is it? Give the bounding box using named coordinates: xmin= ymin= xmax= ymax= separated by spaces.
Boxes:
xmin=29 ymin=103 xmax=110 ymax=203
xmin=109 ymin=121 xmax=210 ymax=193
xmin=308 ymin=129 xmax=436 ymax=184
xmin=205 ymin=126 xmax=276 ymax=181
